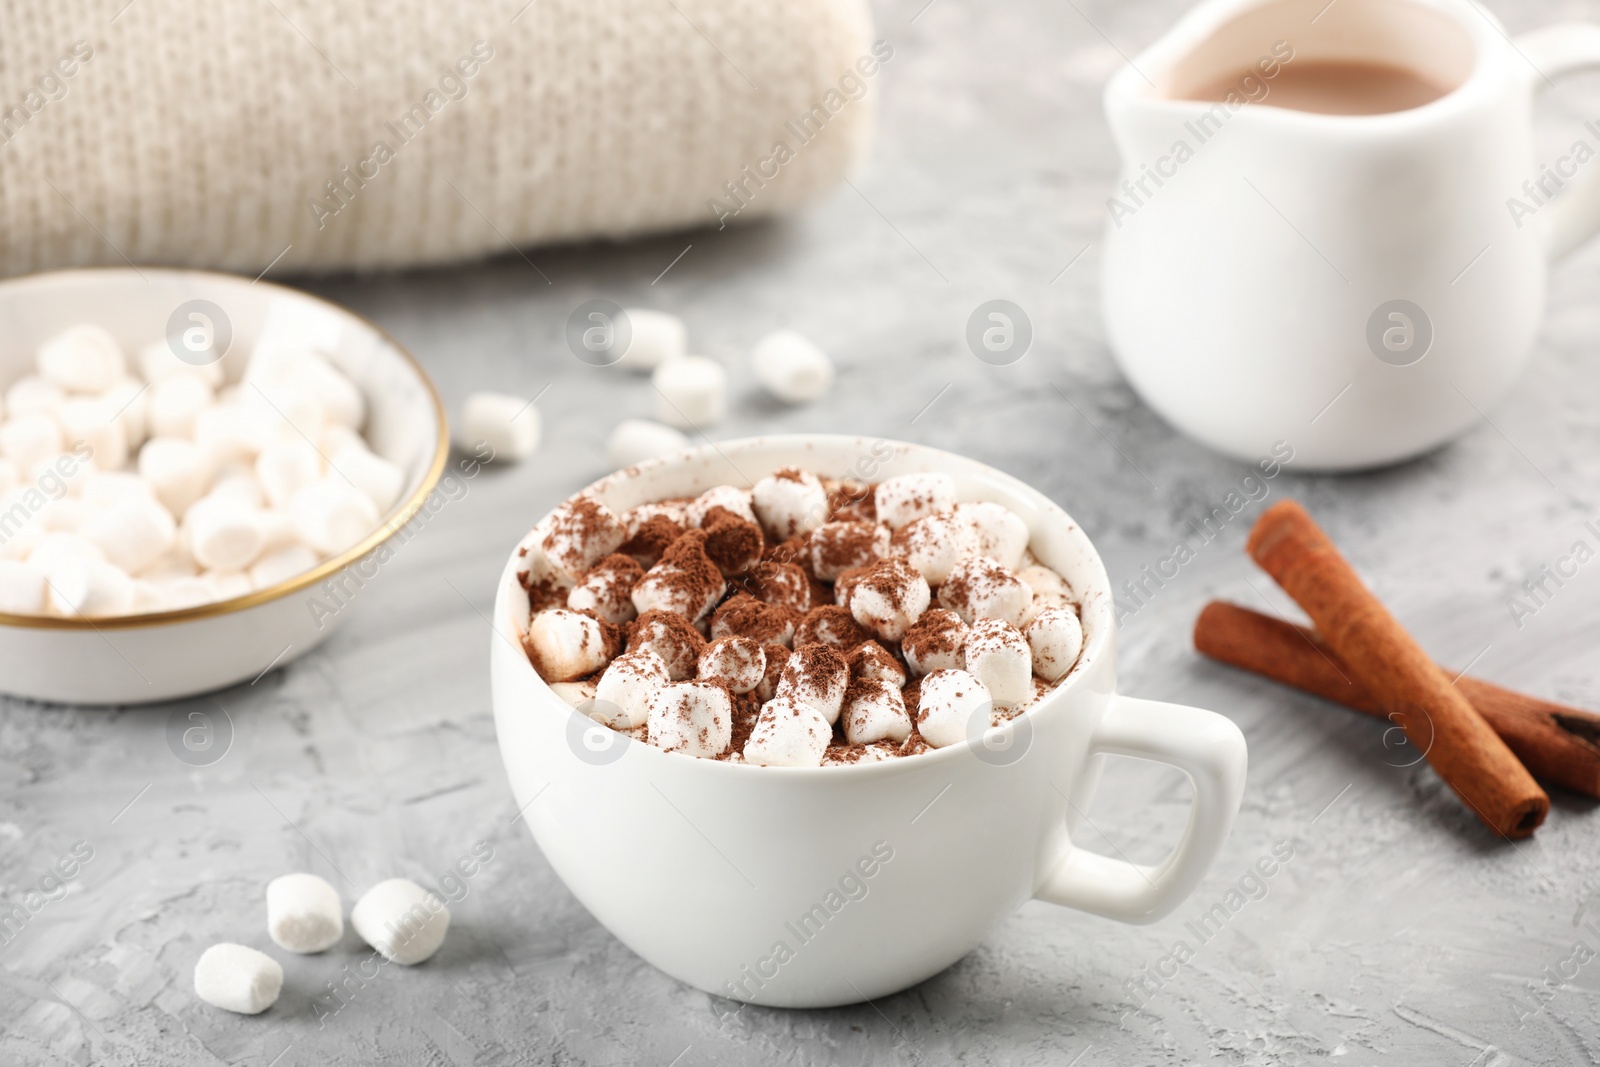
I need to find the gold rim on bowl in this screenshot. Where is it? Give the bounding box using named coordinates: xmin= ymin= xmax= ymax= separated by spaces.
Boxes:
xmin=0 ymin=267 xmax=451 ymax=632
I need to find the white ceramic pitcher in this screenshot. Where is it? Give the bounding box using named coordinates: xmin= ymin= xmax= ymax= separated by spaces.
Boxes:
xmin=1102 ymin=0 xmax=1600 ymax=470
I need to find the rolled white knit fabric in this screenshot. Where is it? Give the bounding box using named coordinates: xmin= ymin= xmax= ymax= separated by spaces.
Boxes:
xmin=0 ymin=0 xmax=877 ymax=275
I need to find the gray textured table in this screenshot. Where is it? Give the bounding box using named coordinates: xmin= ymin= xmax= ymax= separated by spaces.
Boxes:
xmin=6 ymin=0 xmax=1600 ymax=1063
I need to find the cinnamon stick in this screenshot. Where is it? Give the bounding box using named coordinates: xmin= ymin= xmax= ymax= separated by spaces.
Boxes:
xmin=1246 ymin=501 xmax=1548 ymax=838
xmin=1195 ymin=601 xmax=1600 ymax=799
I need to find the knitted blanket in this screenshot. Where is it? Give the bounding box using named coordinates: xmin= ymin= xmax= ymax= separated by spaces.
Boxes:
xmin=0 ymin=0 xmax=877 ymax=276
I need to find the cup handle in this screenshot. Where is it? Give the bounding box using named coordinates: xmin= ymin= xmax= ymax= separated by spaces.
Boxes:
xmin=1515 ymin=25 xmax=1600 ymax=260
xmin=1033 ymin=694 xmax=1247 ymax=924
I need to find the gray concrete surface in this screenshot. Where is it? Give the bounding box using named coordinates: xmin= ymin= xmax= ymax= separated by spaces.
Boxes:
xmin=5 ymin=0 xmax=1600 ymax=1062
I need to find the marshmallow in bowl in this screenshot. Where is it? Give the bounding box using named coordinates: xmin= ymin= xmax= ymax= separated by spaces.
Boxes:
xmin=846 ymin=640 xmax=907 ymax=687
xmin=775 ymin=643 xmax=849 ymax=724
xmin=962 ymin=618 xmax=1032 ymax=708
xmin=592 ymin=648 xmax=669 ymax=728
xmin=1018 ymin=564 xmax=1074 ymax=626
xmin=842 ymin=678 xmax=912 ymax=745
xmin=808 ymin=520 xmax=889 ymax=581
xmin=889 ymin=512 xmax=975 ymax=585
xmin=939 ymin=555 xmax=1033 ymax=627
xmin=697 ymin=636 xmax=766 ymax=694
xmin=457 ymin=391 xmax=540 ymax=460
xmin=0 ymin=413 xmax=64 ymax=472
xmin=43 ymin=555 xmax=135 ymax=617
xmin=37 ymin=325 xmax=125 ymax=393
xmin=902 ymin=608 xmax=968 ymax=676
xmin=686 ymin=484 xmax=755 ymax=528
xmin=1027 ymin=606 xmax=1084 ymax=682
xmin=566 ymin=554 xmax=644 ymax=624
xmin=751 ymin=468 xmax=828 ymax=540
xmin=953 ymin=502 xmax=1029 ymax=570
xmin=525 ymin=609 xmax=618 ymax=682
xmin=290 ymin=478 xmax=379 ymax=555
xmin=0 ymin=559 xmax=46 ymax=613
xmin=186 ymin=496 xmax=267 ymax=571
xmin=847 ymin=557 xmax=930 ymax=642
xmin=631 ymin=531 xmax=726 ymax=620
xmin=542 ymin=498 xmax=627 ymax=579
xmin=626 ymin=610 xmax=706 ymax=680
xmin=743 ymin=695 xmax=831 ymax=767
xmin=874 ymin=472 xmax=956 ymax=530
xmin=915 ymin=669 xmax=993 ymax=748
xmin=647 ymin=681 xmax=733 ymax=757
xmin=81 ymin=496 xmax=175 ymax=573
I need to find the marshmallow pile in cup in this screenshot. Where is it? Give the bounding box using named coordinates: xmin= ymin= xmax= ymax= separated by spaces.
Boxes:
xmin=520 ymin=469 xmax=1086 ymax=767
xmin=0 ymin=323 xmax=403 ymax=618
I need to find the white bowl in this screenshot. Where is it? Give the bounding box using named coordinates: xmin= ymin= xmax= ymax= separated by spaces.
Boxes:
xmin=491 ymin=435 xmax=1247 ymax=1007
xmin=0 ymin=268 xmax=448 ymax=705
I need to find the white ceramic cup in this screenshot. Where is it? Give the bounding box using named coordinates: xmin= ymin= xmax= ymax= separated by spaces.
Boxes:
xmin=1102 ymin=0 xmax=1600 ymax=470
xmin=0 ymin=268 xmax=449 ymax=704
xmin=491 ymin=436 xmax=1248 ymax=1008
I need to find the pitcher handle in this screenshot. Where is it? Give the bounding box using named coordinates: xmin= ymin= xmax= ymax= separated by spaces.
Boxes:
xmin=1516 ymin=25 xmax=1600 ymax=260
xmin=1033 ymin=694 xmax=1247 ymax=924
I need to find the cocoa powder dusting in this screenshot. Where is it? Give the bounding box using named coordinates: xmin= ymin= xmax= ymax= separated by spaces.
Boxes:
xmin=618 ymin=514 xmax=683 ymax=568
xmin=711 ymin=593 xmax=800 ymax=646
xmin=793 ymin=605 xmax=872 ymax=650
xmin=701 ymin=509 xmax=765 ymax=576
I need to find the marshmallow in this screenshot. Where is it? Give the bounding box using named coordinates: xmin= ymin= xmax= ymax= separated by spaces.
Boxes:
xmin=939 ymin=555 xmax=1034 ymax=627
xmin=139 ymin=437 xmax=212 ymax=515
xmin=710 ymin=592 xmax=798 ymax=647
xmin=647 ymin=681 xmax=732 ymax=757
xmin=138 ymin=539 xmax=198 ymax=581
xmin=1 ymin=414 xmax=65 ymax=471
xmin=293 ymin=354 xmax=365 ymax=429
xmin=627 ymin=610 xmax=706 ymax=680
xmin=652 ymin=356 xmax=725 ymax=429
xmin=31 ymin=451 xmax=96 ymax=496
xmin=1018 ymin=563 xmax=1074 ymax=626
xmin=195 ymin=404 xmax=278 ymax=462
xmin=890 ymin=512 xmax=977 ymax=585
xmin=743 ymin=695 xmax=831 ymax=767
xmin=954 ymin=502 xmax=1030 ymax=570
xmin=194 ymin=943 xmax=283 ymax=1014
xmin=874 ymin=472 xmax=956 ymax=530
xmin=525 ymin=608 xmax=616 ymax=682
xmin=5 ymin=376 xmax=65 ymax=417
xmin=81 ymin=496 xmax=176 ymax=573
xmin=549 ymin=679 xmax=598 ymax=709
xmin=266 ymin=872 xmax=343 ymax=953
xmin=28 ymin=531 xmax=106 ymax=568
xmin=250 ymin=544 xmax=320 ymax=588
xmin=81 ymin=470 xmax=155 ymax=509
xmin=808 ymin=521 xmax=890 ymax=581
xmin=186 ymin=497 xmax=267 ymax=571
xmin=592 ymin=647 xmax=668 ymax=728
xmin=351 ymin=878 xmax=451 ymax=965
xmin=751 ymin=468 xmax=828 ymax=541
xmin=843 ymin=678 xmax=912 ymax=745
xmin=746 ymin=560 xmax=813 ymax=613
xmin=566 ymin=554 xmax=644 ymax=624
xmin=0 ymin=523 xmax=43 ymax=561
xmin=158 ymin=575 xmax=215 ymax=609
xmin=775 ymin=643 xmax=849 ymax=724
xmin=846 ymin=640 xmax=907 ymax=686
xmin=697 ymin=636 xmax=766 ymax=694
xmin=606 ymin=419 xmax=691 ymax=468
xmin=290 ymin=477 xmax=380 ymax=555
xmin=0 ymin=459 xmax=16 ymax=497
xmin=42 ymin=554 xmax=135 ymax=616
xmin=457 ymin=391 xmax=540 ymax=460
xmin=209 ymin=570 xmax=253 ymax=601
xmin=962 ymin=618 xmax=1033 ymax=708
xmin=102 ymin=379 xmax=149 ymax=448
xmin=751 ymin=329 xmax=834 ymax=403
xmin=138 ymin=338 xmax=224 ymax=387
xmin=1027 ymin=605 xmax=1084 ymax=682
xmin=619 ymin=308 xmax=688 ymax=372
xmin=38 ymin=325 xmax=125 ymax=393
xmin=148 ymin=375 xmax=214 ymax=438
xmin=623 ymin=500 xmax=690 ymax=534
xmin=630 ymin=531 xmax=725 ymax=620
xmin=56 ymin=396 xmax=129 ymax=470
xmin=329 ymin=443 xmax=404 ymax=514
xmin=38 ymin=498 xmax=96 ymax=533
xmin=244 ymin=378 xmax=325 ymax=442
xmin=756 ymin=644 xmax=789 ymax=701
xmin=915 ymin=669 xmax=993 ymax=749
xmin=542 ymin=498 xmax=627 ymax=579
xmin=209 ymin=470 xmax=266 ymax=509
xmin=0 ymin=559 xmax=46 ymax=613
xmin=686 ymin=485 xmax=756 ymax=528
xmin=901 ymin=608 xmax=968 ymax=676
xmin=256 ymin=440 xmax=324 ymax=509
xmin=793 ymin=605 xmax=871 ymax=650
xmin=848 ymin=558 xmax=930 ymax=642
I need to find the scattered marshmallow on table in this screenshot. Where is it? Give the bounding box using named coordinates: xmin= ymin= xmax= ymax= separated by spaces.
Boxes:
xmin=1027 ymin=605 xmax=1084 ymax=682
xmin=266 ymin=872 xmax=343 ymax=953
xmin=620 ymin=309 xmax=688 ymax=372
xmin=874 ymin=472 xmax=956 ymax=530
xmin=647 ymin=681 xmax=733 ymax=758
xmin=962 ymin=618 xmax=1033 ymax=708
xmin=194 ymin=943 xmax=284 ymax=1015
xmin=915 ymin=669 xmax=993 ymax=748
xmin=744 ymin=695 xmax=831 ymax=767
xmin=751 ymin=329 xmax=834 ymax=403
xmin=652 ymin=355 xmax=725 ymax=429
xmin=457 ymin=391 xmax=540 ymax=461
xmin=751 ymin=468 xmax=828 ymax=540
xmin=606 ymin=419 xmax=690 ymax=468
xmin=351 ymin=878 xmax=451 ymax=965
